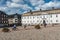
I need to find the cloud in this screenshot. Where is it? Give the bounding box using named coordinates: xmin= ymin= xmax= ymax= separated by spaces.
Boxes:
xmin=41 ymin=1 xmax=55 ymax=10
xmin=29 ymin=0 xmax=44 ymax=6
xmin=6 ymin=1 xmax=32 ymax=10
xmin=34 ymin=0 xmax=60 ymax=10
xmin=6 ymin=1 xmax=21 ymax=7
xmin=0 ymin=6 xmax=7 ymax=11
xmin=0 ymin=0 xmax=60 ymax=14
xmin=12 ymin=0 xmax=21 ymax=3
xmin=5 ymin=0 xmax=33 ymax=14
xmin=41 ymin=1 xmax=60 ymax=10
xmin=29 ymin=0 xmax=45 ymax=10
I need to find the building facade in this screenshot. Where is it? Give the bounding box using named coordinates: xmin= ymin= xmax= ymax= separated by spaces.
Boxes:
xmin=22 ymin=9 xmax=60 ymax=25
xmin=0 ymin=11 xmax=8 ymax=27
xmin=8 ymin=13 xmax=22 ymax=26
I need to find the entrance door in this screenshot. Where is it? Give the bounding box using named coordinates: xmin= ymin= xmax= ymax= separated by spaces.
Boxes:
xmin=43 ymin=20 xmax=46 ymax=24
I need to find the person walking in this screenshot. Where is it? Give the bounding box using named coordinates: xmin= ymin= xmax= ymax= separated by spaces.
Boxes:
xmin=43 ymin=20 xmax=47 ymax=27
xmin=12 ymin=24 xmax=16 ymax=30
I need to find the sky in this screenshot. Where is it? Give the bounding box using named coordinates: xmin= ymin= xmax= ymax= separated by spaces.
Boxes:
xmin=0 ymin=0 xmax=60 ymax=15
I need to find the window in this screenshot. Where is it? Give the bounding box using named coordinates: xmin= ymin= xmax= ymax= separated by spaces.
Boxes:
xmin=24 ymin=21 xmax=26 ymax=22
xmin=6 ymin=16 xmax=7 ymax=17
xmin=30 ymin=16 xmax=31 ymax=19
xmin=47 ymin=20 xmax=48 ymax=22
xmin=10 ymin=21 xmax=13 ymax=22
xmin=2 ymin=14 xmax=3 ymax=16
xmin=50 ymin=20 xmax=52 ymax=22
xmin=23 ymin=17 xmax=26 ymax=19
xmin=43 ymin=15 xmax=45 ymax=18
xmin=2 ymin=21 xmax=3 ymax=23
xmin=56 ymin=20 xmax=58 ymax=22
xmin=0 ymin=21 xmax=2 ymax=23
xmin=40 ymin=20 xmax=42 ymax=23
xmin=47 ymin=15 xmax=48 ymax=18
xmin=10 ymin=19 xmax=13 ymax=20
xmin=56 ymin=14 xmax=58 ymax=17
xmin=14 ymin=15 xmax=17 ymax=18
xmin=4 ymin=21 xmax=5 ymax=23
xmin=27 ymin=16 xmax=29 ymax=19
xmin=37 ymin=20 xmax=39 ymax=22
xmin=23 ymin=17 xmax=24 ymax=19
xmin=15 ymin=19 xmax=18 ymax=20
xmin=15 ymin=20 xmax=17 ymax=21
xmin=6 ymin=21 xmax=7 ymax=23
xmin=15 ymin=21 xmax=18 ymax=22
xmin=40 ymin=16 xmax=42 ymax=18
xmin=33 ymin=16 xmax=35 ymax=18
xmin=50 ymin=15 xmax=52 ymax=18
xmin=33 ymin=21 xmax=34 ymax=22
xmin=25 ymin=17 xmax=26 ymax=19
xmin=4 ymin=15 xmax=6 ymax=17
xmin=2 ymin=18 xmax=3 ymax=20
xmin=37 ymin=16 xmax=39 ymax=18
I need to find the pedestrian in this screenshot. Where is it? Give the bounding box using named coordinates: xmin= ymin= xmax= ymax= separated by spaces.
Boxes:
xmin=12 ymin=24 xmax=16 ymax=30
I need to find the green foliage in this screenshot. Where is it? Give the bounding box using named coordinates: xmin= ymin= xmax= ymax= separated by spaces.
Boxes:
xmin=35 ymin=24 xmax=41 ymax=29
xmin=2 ymin=27 xmax=10 ymax=32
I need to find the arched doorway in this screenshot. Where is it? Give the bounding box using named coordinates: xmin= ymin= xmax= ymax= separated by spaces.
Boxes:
xmin=42 ymin=18 xmax=46 ymax=24
xmin=42 ymin=18 xmax=47 ymax=27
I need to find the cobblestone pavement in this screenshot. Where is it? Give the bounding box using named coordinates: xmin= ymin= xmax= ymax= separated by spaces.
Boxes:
xmin=0 ymin=26 xmax=60 ymax=40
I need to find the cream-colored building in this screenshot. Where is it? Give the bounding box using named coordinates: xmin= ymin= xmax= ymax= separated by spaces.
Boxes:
xmin=8 ymin=13 xmax=22 ymax=26
xmin=22 ymin=9 xmax=60 ymax=25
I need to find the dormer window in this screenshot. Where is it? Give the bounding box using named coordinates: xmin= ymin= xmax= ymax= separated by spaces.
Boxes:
xmin=14 ymin=15 xmax=17 ymax=18
xmin=30 ymin=10 xmax=33 ymax=14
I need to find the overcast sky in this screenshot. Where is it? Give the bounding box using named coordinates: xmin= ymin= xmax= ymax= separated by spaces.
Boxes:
xmin=0 ymin=0 xmax=60 ymax=14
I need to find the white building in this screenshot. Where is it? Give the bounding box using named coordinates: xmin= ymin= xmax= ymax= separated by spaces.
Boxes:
xmin=22 ymin=9 xmax=60 ymax=25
